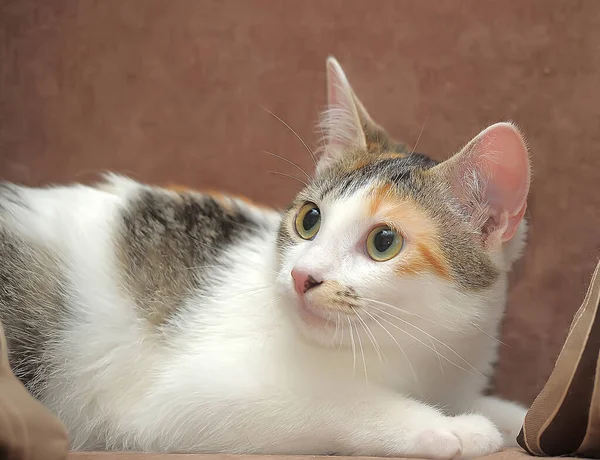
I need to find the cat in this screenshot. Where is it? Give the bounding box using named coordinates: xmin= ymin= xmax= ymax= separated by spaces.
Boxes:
xmin=0 ymin=57 xmax=530 ymax=458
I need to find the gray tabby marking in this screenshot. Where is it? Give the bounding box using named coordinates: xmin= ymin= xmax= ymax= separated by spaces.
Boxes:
xmin=0 ymin=226 xmax=70 ymax=396
xmin=0 ymin=183 xmax=27 ymax=213
xmin=115 ymin=187 xmax=262 ymax=328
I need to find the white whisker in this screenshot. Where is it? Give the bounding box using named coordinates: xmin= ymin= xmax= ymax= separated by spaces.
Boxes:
xmin=408 ymin=110 xmax=430 ymax=158
xmin=371 ymin=311 xmax=474 ymax=376
xmin=361 ymin=309 xmax=419 ymax=387
xmin=365 ymin=296 xmax=507 ymax=348
xmin=354 ymin=318 xmax=368 ymax=385
xmin=332 ymin=312 xmax=341 ymax=345
xmin=260 ymin=150 xmax=311 ymax=180
xmin=369 ymin=306 xmax=483 ymax=378
xmin=429 ymin=335 xmax=444 ymax=377
xmin=347 ymin=317 xmax=357 ymax=377
xmin=446 ymin=302 xmax=509 ymax=347
xmin=261 ymin=106 xmax=318 ymax=166
xmin=337 ymin=313 xmax=344 ymax=351
xmin=363 ymin=297 xmax=441 ymax=326
xmin=268 ymin=171 xmax=308 ymax=187
xmin=355 ymin=313 xmax=383 ymax=363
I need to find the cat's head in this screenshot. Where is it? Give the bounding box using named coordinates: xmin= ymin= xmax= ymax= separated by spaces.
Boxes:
xmin=275 ymin=57 xmax=530 ymax=348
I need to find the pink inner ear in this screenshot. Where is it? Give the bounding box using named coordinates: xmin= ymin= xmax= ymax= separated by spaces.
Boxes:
xmin=450 ymin=123 xmax=531 ymax=243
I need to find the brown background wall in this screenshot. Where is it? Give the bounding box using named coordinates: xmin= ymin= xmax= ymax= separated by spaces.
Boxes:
xmin=1 ymin=0 xmax=599 ymax=405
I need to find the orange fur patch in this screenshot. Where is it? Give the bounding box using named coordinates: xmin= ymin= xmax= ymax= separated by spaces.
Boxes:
xmin=367 ymin=186 xmax=451 ymax=280
xmin=164 ymin=184 xmax=273 ymax=212
xmin=164 ymin=184 xmax=194 ymax=193
xmin=349 ymin=157 xmax=371 ymax=171
xmin=164 ymin=185 xmax=233 ymax=210
xmin=399 ymin=242 xmax=450 ymax=279
xmin=368 ymin=183 xmax=395 ymax=216
xmin=379 ymin=152 xmax=408 ymax=160
xmin=349 ymin=152 xmax=408 ymax=172
xmin=231 ymin=193 xmax=273 ymax=211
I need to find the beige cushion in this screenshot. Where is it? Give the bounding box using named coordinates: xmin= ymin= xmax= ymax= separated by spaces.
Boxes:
xmin=518 ymin=260 xmax=600 ymax=457
xmin=0 ymin=320 xmax=69 ymax=460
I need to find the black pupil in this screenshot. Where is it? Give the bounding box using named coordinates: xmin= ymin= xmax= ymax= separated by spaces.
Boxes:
xmin=303 ymin=208 xmax=320 ymax=231
xmin=374 ymin=229 xmax=395 ymax=253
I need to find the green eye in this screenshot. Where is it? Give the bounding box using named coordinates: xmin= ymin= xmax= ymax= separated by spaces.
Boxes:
xmin=366 ymin=225 xmax=404 ymax=262
xmin=295 ymin=202 xmax=321 ymax=240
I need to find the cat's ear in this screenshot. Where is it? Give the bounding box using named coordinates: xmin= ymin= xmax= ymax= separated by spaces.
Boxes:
xmin=349 ymin=80 xmax=384 ymax=137
xmin=317 ymin=57 xmax=368 ymax=170
xmin=323 ymin=57 xmax=386 ymax=148
xmin=431 ymin=122 xmax=531 ymax=246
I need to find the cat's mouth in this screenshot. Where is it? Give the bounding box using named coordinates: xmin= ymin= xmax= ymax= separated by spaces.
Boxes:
xmin=285 ymin=277 xmax=363 ymax=329
xmin=295 ymin=293 xmax=360 ymax=329
xmin=296 ymin=297 xmax=334 ymax=328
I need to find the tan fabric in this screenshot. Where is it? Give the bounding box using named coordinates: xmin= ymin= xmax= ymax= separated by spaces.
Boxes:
xmin=518 ymin=260 xmax=600 ymax=457
xmin=0 ymin=321 xmax=69 ymax=460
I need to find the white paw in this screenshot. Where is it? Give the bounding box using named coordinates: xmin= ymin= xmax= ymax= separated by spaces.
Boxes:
xmin=405 ymin=414 xmax=501 ymax=460
xmin=409 ymin=428 xmax=462 ymax=460
xmin=449 ymin=414 xmax=504 ymax=459
xmin=472 ymin=396 xmax=527 ymax=448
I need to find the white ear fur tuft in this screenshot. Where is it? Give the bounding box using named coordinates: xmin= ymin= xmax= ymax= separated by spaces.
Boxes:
xmin=317 ymin=57 xmax=367 ymax=171
xmin=433 ymin=122 xmax=531 ymax=246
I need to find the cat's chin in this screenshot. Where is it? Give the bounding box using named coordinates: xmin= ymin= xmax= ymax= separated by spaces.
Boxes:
xmin=277 ymin=285 xmax=356 ymax=347
xmin=278 ymin=296 xmax=341 ymax=347
xmin=296 ymin=298 xmax=336 ymax=329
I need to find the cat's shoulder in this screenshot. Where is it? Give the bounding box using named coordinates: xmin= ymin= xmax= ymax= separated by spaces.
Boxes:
xmin=100 ymin=175 xmax=281 ymax=327
xmin=0 ymin=175 xmax=281 ymax=331
xmin=98 ymin=174 xmax=281 ymax=233
xmin=0 ymin=174 xmax=281 ymax=254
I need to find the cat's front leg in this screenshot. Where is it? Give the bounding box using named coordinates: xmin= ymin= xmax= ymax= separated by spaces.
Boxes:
xmin=342 ymin=395 xmax=503 ymax=459
xmin=471 ymin=395 xmax=527 ymax=447
xmin=240 ymin=391 xmax=504 ymax=459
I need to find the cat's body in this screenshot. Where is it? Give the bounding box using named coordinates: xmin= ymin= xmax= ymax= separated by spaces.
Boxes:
xmin=0 ymin=58 xmax=530 ymax=458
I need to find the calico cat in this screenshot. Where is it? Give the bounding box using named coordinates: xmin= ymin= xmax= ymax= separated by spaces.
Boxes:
xmin=0 ymin=57 xmax=530 ymax=458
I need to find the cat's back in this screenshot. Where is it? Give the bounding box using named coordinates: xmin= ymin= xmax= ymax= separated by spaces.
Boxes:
xmin=0 ymin=176 xmax=281 ymax=400
xmin=0 ymin=179 xmax=128 ymax=396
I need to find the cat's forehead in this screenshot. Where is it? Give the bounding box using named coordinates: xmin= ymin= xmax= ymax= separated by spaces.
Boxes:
xmin=312 ymin=181 xmax=428 ymax=237
xmin=300 ymin=152 xmax=438 ymax=205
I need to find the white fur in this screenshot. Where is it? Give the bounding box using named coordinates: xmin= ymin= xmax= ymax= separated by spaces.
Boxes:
xmin=0 ymin=177 xmax=527 ymax=457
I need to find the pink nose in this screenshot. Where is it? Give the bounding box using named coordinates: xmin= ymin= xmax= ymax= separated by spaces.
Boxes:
xmin=291 ymin=269 xmax=322 ymax=296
